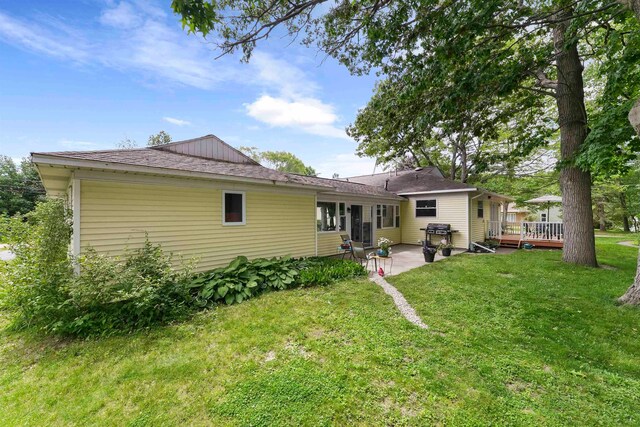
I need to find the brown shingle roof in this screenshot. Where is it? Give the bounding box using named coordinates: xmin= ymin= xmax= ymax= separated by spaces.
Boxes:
xmin=288 ymin=174 xmax=403 ymax=199
xmin=33 ymin=148 xmax=333 ymax=188
xmin=346 ymin=168 xmax=476 ymax=193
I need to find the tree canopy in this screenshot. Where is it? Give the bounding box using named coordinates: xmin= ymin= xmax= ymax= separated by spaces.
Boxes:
xmin=0 ymin=156 xmax=45 ymax=216
xmin=147 ymin=131 xmax=173 ymax=147
xmin=239 ymin=147 xmax=317 ymax=175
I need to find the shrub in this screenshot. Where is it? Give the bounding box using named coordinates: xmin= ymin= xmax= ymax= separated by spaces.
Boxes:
xmin=296 ymin=257 xmax=367 ymax=286
xmin=0 ymin=199 xmax=73 ymax=331
xmin=189 ymin=256 xmax=366 ymax=306
xmin=0 ymin=200 xmax=195 ymax=336
xmin=65 ymin=242 xmax=195 ymax=335
xmin=189 ymin=256 xmax=300 ymax=306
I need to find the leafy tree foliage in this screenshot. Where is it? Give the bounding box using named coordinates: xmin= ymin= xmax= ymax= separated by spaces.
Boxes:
xmin=147 ymin=131 xmax=172 ymax=147
xmin=348 ymin=79 xmax=556 ymax=182
xmin=239 ymin=146 xmax=317 ymax=175
xmin=0 ymin=156 xmax=45 ymax=216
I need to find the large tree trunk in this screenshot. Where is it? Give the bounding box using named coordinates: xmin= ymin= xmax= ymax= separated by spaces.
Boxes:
xmin=619 ymin=246 xmax=640 ymax=305
xmin=554 ymin=15 xmax=598 ymax=267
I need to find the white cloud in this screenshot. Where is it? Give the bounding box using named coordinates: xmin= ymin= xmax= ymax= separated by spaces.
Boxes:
xmin=0 ymin=12 xmax=89 ymax=62
xmin=246 ymin=53 xmax=348 ymax=139
xmin=59 ymin=140 xmax=98 ymax=149
xmin=0 ymin=4 xmax=237 ymax=90
xmin=100 ymin=2 xmax=142 ymax=28
xmin=251 ymin=52 xmax=318 ymax=98
xmin=315 ymin=153 xmax=378 ymax=178
xmin=163 ymin=116 xmax=191 ymax=126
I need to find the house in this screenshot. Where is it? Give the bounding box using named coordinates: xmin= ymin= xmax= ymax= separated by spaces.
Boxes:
xmin=32 ymin=135 xmax=512 ymax=271
xmin=507 ymin=200 xmax=563 ymax=223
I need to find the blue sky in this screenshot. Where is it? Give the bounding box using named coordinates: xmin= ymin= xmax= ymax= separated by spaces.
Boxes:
xmin=0 ymin=0 xmax=380 ymax=177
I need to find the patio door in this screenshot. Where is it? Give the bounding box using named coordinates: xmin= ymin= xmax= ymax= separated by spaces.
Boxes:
xmin=351 ymin=205 xmax=373 ymax=247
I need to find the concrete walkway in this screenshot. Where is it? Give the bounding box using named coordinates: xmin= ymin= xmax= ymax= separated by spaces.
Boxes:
xmin=618 ymin=241 xmax=639 ymax=248
xmin=370 ymin=274 xmax=429 ymax=329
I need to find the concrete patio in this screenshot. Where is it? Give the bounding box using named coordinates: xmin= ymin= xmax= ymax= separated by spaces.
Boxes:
xmin=365 ymin=244 xmax=466 ymax=276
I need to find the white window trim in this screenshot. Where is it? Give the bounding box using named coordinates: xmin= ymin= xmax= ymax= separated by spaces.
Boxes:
xmin=415 ymin=199 xmax=437 ymax=218
xmin=477 ymin=200 xmax=484 ymax=219
xmin=222 ymin=190 xmax=246 ymax=226
xmin=317 ymin=201 xmax=339 ymax=233
xmin=378 ymin=204 xmax=399 ymax=229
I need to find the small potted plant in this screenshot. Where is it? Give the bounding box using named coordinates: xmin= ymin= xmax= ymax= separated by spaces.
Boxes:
xmin=438 ymin=239 xmax=454 ymax=257
xmin=423 ymin=245 xmax=437 ymax=263
xmin=377 ymin=237 xmax=393 ymax=257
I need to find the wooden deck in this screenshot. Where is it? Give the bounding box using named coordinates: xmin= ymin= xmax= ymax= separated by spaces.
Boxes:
xmin=498 ymin=234 xmax=564 ymax=249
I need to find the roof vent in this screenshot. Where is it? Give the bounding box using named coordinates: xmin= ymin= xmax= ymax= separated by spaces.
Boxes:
xmin=385 ymin=179 xmax=389 ymax=190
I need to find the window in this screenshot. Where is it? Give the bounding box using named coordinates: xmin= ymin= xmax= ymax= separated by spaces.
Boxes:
xmin=317 ymin=201 xmax=337 ymax=232
xmin=223 ymin=191 xmax=245 ymax=225
xmin=541 ymin=213 xmax=547 ymax=222
xmin=416 ymin=199 xmax=437 ymax=217
xmin=507 ymin=213 xmax=516 ymax=222
xmin=477 ymin=201 xmax=484 ymax=219
xmin=339 ymin=203 xmax=346 ymax=231
xmin=377 ymin=204 xmax=399 ymax=228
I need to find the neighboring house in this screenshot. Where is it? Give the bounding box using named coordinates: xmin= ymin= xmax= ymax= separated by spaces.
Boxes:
xmin=507 ymin=201 xmax=563 ymax=223
xmin=32 ymin=135 xmax=512 ymax=271
xmin=507 ymin=203 xmax=530 ymax=223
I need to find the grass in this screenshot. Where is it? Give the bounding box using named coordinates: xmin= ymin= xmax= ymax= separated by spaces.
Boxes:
xmin=1 ymin=238 xmax=639 ymax=426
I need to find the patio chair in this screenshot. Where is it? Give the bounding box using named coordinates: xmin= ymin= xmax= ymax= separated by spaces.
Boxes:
xmin=339 ymin=233 xmax=355 ymax=260
xmin=350 ymin=241 xmax=373 ymax=271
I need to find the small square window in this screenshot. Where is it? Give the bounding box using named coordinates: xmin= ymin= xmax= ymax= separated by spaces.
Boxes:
xmin=223 ymin=191 xmax=245 ymax=225
xmin=416 ymin=199 xmax=437 ymax=217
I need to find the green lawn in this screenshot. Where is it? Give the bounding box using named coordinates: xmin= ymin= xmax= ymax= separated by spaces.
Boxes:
xmin=1 ymin=238 xmax=639 ymax=426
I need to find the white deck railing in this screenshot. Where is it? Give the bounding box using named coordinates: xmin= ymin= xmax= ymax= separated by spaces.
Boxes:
xmin=486 ymin=221 xmax=564 ymax=241
xmin=521 ymin=221 xmax=564 ymax=241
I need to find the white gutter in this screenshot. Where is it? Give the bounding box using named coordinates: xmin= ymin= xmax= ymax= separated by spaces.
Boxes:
xmin=397 ymin=188 xmax=477 ymax=196
xmin=31 ymin=154 xmax=332 ymax=192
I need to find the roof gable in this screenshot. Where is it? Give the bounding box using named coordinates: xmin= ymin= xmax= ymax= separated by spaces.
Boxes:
xmin=152 ymin=134 xmax=259 ymax=164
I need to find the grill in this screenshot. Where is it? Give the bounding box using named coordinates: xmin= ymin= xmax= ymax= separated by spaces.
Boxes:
xmin=420 ymin=223 xmax=458 ymax=248
xmin=424 ymin=223 xmax=451 ymax=235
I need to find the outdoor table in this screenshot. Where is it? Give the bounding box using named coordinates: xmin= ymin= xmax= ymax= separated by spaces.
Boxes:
xmin=371 ymin=255 xmax=393 ymax=275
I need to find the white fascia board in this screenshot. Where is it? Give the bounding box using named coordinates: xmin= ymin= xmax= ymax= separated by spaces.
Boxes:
xmin=397 ymin=188 xmax=477 ymax=196
xmin=317 ymin=190 xmax=403 ymax=202
xmin=31 ymin=154 xmax=330 ymax=192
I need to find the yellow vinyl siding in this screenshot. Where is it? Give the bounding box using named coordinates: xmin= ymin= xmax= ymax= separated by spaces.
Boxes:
xmin=376 ymin=227 xmax=401 ymax=246
xmin=317 ymin=232 xmax=343 ymax=256
xmin=401 ymin=194 xmax=470 ymax=248
xmin=80 ymin=180 xmax=315 ymax=271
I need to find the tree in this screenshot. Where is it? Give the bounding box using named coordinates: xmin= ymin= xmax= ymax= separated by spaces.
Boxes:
xmin=239 ymin=147 xmax=317 ymax=175
xmin=172 ymin=0 xmax=640 ymax=268
xmin=148 ymin=131 xmax=172 ymax=147
xmin=117 ymin=138 xmax=138 ymax=149
xmin=348 ymin=79 xmax=556 ymax=183
xmin=0 ymin=156 xmax=45 ymax=216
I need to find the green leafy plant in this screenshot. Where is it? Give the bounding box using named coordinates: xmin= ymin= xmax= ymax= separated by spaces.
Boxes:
xmin=66 ymin=242 xmax=195 ymax=335
xmin=189 ymin=256 xmax=366 ymax=305
xmin=190 ymin=256 xmax=300 ymax=306
xmin=0 ymin=199 xmax=73 ymax=331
